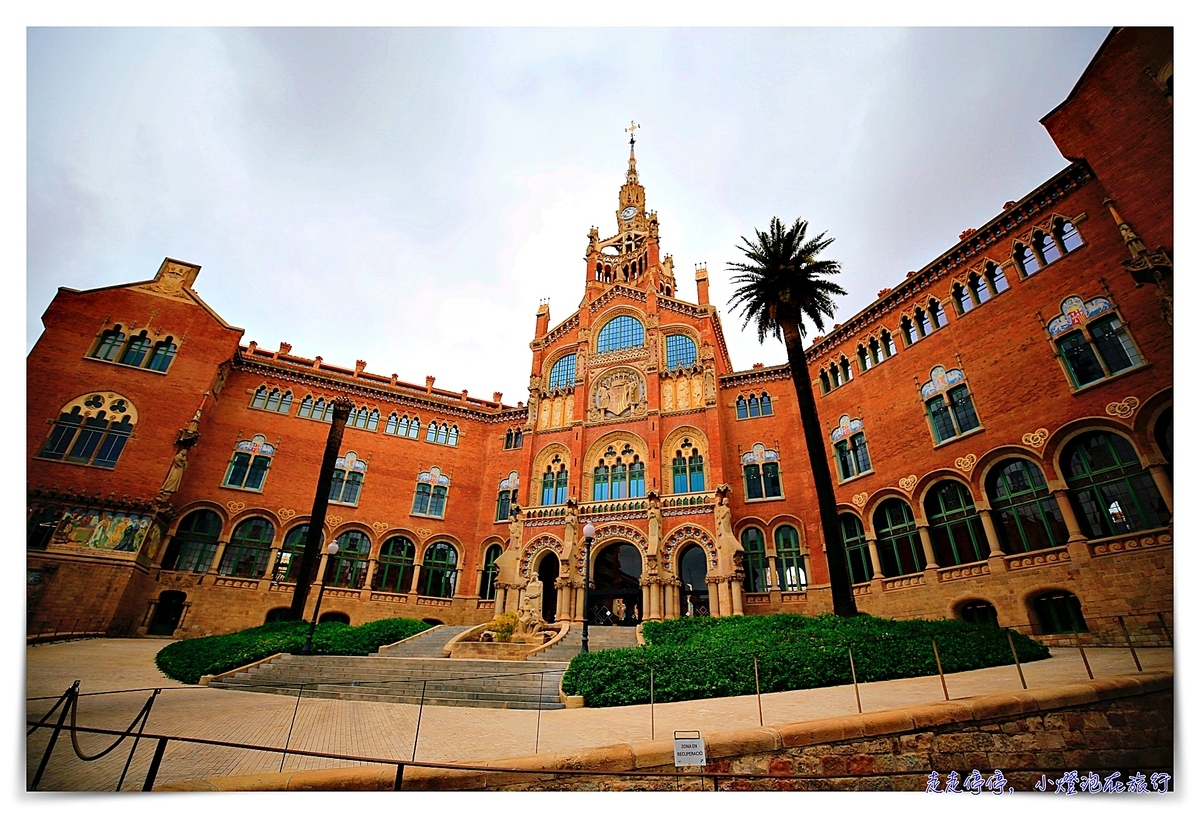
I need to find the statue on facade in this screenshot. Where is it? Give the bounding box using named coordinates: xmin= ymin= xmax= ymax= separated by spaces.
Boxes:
xmin=507 ymin=505 xmax=524 ymax=552
xmin=514 ymin=577 xmax=548 ymax=641
xmin=157 ymin=449 xmax=189 ymax=500
xmin=647 ymin=491 xmax=663 ymax=556
xmin=714 ymin=487 xmax=744 ymax=574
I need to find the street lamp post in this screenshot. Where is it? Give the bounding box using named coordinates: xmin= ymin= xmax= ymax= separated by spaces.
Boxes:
xmin=581 ymin=522 xmax=596 ymax=653
xmin=301 ymin=542 xmax=339 ymax=655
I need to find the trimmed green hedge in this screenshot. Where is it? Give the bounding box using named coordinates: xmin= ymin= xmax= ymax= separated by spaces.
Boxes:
xmin=561 ymin=614 xmax=1050 ymax=707
xmin=155 ymin=617 xmax=432 ymax=685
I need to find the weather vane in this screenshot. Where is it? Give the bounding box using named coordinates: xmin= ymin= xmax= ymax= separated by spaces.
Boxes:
xmin=626 ymin=120 xmax=640 ymax=146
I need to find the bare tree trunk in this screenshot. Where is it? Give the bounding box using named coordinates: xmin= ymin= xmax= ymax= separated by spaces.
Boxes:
xmin=288 ymin=398 xmax=354 ymax=620
xmin=780 ymin=320 xmax=859 ymax=617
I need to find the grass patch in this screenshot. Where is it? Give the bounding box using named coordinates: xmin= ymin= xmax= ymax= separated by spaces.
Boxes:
xmin=561 ymin=613 xmax=1050 ymax=707
xmin=155 ymin=617 xmax=432 ymax=685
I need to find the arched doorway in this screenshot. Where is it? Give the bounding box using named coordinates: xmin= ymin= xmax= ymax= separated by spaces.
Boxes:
xmin=536 ymin=553 xmax=559 ymax=622
xmin=591 ymin=542 xmax=642 ymax=626
xmin=678 ymin=545 xmax=709 ymax=617
xmin=319 ymin=611 xmax=350 ymax=625
xmin=147 ymin=590 xmax=186 ymax=635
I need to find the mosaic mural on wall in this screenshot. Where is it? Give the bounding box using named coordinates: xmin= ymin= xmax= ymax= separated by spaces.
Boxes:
xmin=50 ymin=508 xmax=154 ymax=552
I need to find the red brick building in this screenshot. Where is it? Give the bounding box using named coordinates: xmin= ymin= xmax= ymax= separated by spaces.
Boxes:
xmin=27 ymin=28 xmax=1172 ymax=643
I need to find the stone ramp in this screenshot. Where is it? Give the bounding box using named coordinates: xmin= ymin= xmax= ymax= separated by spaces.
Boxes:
xmin=208 ymin=654 xmax=567 ymax=710
xmin=376 ymin=624 xmax=471 ymax=658
xmin=538 ymin=625 xmax=638 ymax=662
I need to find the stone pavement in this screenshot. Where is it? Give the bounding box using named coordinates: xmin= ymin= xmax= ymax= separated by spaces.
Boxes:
xmin=25 ymin=637 xmax=1172 ymax=791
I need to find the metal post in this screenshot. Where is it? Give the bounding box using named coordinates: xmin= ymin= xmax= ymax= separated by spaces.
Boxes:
xmin=1072 ymin=626 xmax=1094 ymax=680
xmin=279 ymin=683 xmax=304 ymax=773
xmin=1118 ymin=615 xmax=1143 ymax=672
xmin=1157 ymin=612 xmax=1173 ymax=647
xmin=142 ymin=737 xmax=168 ymax=791
xmin=302 ymin=580 xmax=328 ymax=655
xmin=932 ymin=638 xmax=949 ymax=701
xmin=117 ymin=688 xmax=160 ymax=791
xmin=393 ymin=764 xmax=405 ymax=791
xmin=1006 ymin=630 xmax=1027 ymax=690
xmin=847 ymin=646 xmax=862 ymax=714
xmin=754 ymin=655 xmax=764 ymax=726
xmin=535 ymin=672 xmax=544 ymax=754
xmin=650 ymin=667 xmax=655 ymax=740
xmin=581 ymin=535 xmax=594 ymax=653
xmin=412 ymin=680 xmax=427 ymax=761
xmin=31 ymin=681 xmax=78 ymax=790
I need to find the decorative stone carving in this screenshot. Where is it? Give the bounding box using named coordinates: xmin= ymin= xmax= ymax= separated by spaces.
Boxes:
xmin=1106 ymin=396 xmax=1140 ymax=419
xmin=589 ymin=368 xmax=646 ymax=421
xmin=513 ymin=577 xmax=548 ymax=642
xmin=852 ymin=493 xmax=868 ymax=508
xmin=278 ymin=508 xmax=296 ymax=521
xmin=954 ymin=454 xmax=977 ymax=472
xmin=372 ymin=521 xmax=389 ymax=533
xmin=1021 ymin=428 xmax=1050 ymax=449
xmin=226 ymin=500 xmax=245 ymax=514
xmin=157 ymin=449 xmax=188 ymax=500
xmin=899 ymin=475 xmax=918 ymax=493
xmin=647 ymin=491 xmax=662 ymax=557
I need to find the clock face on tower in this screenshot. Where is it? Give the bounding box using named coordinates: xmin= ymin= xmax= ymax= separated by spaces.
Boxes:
xmin=621 ymin=206 xmax=637 ymax=221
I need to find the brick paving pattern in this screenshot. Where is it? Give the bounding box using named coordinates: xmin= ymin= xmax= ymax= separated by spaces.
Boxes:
xmin=26 ymin=637 xmax=1172 ymax=791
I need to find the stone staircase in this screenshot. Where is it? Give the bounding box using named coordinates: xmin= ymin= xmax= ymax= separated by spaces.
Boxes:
xmin=538 ymin=625 xmax=639 ymax=662
xmin=376 ymin=624 xmax=471 ymax=658
xmin=209 ymin=653 xmax=568 ymax=710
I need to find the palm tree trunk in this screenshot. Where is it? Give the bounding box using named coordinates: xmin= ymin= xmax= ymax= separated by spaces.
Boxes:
xmin=780 ymin=319 xmax=859 ymax=617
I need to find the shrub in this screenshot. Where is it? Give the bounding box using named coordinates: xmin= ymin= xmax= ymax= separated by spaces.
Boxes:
xmin=562 ymin=613 xmax=1050 ymax=707
xmin=485 ymin=612 xmax=519 ymax=642
xmin=155 ymin=617 xmax=431 ymax=685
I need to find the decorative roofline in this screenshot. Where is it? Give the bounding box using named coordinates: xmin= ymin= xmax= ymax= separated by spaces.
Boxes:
xmin=233 ymin=354 xmax=527 ymax=424
xmin=804 ymin=161 xmax=1095 ymax=362
xmin=719 ymin=363 xmax=791 ymax=388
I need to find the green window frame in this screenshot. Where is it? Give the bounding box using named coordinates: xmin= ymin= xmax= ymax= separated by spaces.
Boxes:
xmin=167 ymin=510 xmax=222 ymax=574
xmin=774 ymin=525 xmax=806 ymax=591
xmin=926 ymin=386 xmax=980 ymax=444
xmin=218 ymin=517 xmax=274 ymax=578
xmin=419 ymin=542 xmax=458 ymax=598
xmin=873 ymin=499 xmax=924 ymax=577
xmin=120 ymin=332 xmax=152 ymax=367
xmin=986 ymin=459 xmax=1067 ymax=554
xmin=479 ymin=543 xmax=503 ymax=600
xmin=740 ymin=527 xmax=769 ymax=593
xmin=665 ymin=334 xmax=697 ymax=369
xmin=223 ymin=451 xmax=271 ymax=491
xmin=328 ymin=530 xmax=371 ymax=589
xmin=839 ymin=513 xmax=873 ymax=585
xmin=1032 ymin=591 xmax=1088 ymax=635
xmin=91 ymin=327 xmax=126 ymax=361
xmin=273 ymin=525 xmax=322 ymax=584
xmin=925 ymin=481 xmax=987 ymax=566
xmin=374 ymin=536 xmax=415 ymax=594
xmin=1063 ymin=432 xmax=1169 ymax=539
xmin=548 ymin=354 xmax=577 ymax=390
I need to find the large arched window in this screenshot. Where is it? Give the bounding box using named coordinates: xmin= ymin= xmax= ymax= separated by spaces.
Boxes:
xmin=1063 ymin=432 xmax=1169 ymax=538
xmin=274 ymin=524 xmax=323 ymax=583
xmin=595 ymin=315 xmax=645 ymax=353
xmin=670 ymin=439 xmax=706 ymax=494
xmin=540 ymin=457 xmax=568 ymax=505
xmin=329 ymin=530 xmax=371 ymax=589
xmin=479 ymin=543 xmax=503 ymax=600
xmin=91 ymin=326 xmax=126 ymax=361
xmin=120 ymin=331 xmax=153 ymax=367
xmin=740 ymin=527 xmax=768 ymax=593
xmin=873 ymin=499 xmax=924 ymax=577
xmin=548 ymin=354 xmax=577 ymax=390
xmin=840 ymin=514 xmax=873 ymax=585
xmin=986 ymin=459 xmax=1067 ymax=554
xmin=774 ymin=525 xmax=806 ymax=591
xmin=592 ymin=445 xmax=646 ymax=500
xmin=925 ymin=481 xmax=987 ymax=566
xmin=665 ymin=334 xmax=697 ymax=369
xmin=218 ymin=517 xmax=275 ymax=578
xmin=145 ymin=337 xmax=178 ymax=372
xmin=39 ymin=393 xmax=136 ymax=469
xmin=164 ymin=510 xmax=222 ymax=573
xmin=374 ymin=535 xmax=416 ymax=594
xmin=419 ymin=542 xmax=459 ymax=598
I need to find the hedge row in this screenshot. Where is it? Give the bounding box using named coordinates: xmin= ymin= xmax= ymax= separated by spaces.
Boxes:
xmin=155 ymin=617 xmax=432 ymax=685
xmin=561 ymin=613 xmax=1050 ymax=708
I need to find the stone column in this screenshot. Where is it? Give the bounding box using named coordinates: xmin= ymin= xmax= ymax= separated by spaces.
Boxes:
xmin=207 ymin=539 xmax=230 ymax=575
xmin=493 ymin=584 xmax=506 ymax=619
xmin=715 ymin=580 xmax=731 ymax=617
xmin=664 ymin=581 xmax=677 ymax=619
xmin=265 ymin=545 xmax=282 ymax=582
xmin=917 ymin=525 xmax=939 ymax=570
xmin=978 ymin=509 xmax=1004 ymax=557
xmin=731 ymin=579 xmax=744 ymax=615
xmin=574 ymin=585 xmax=586 ymax=623
xmin=362 ymin=559 xmax=378 ymax=594
xmin=865 ymin=537 xmax=884 ymax=579
xmin=1147 ymin=464 xmax=1173 ymax=513
xmin=1053 ymin=489 xmax=1088 ymax=543
xmin=648 ymin=579 xmax=661 ymax=620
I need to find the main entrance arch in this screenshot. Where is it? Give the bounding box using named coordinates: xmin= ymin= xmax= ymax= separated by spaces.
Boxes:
xmin=536 ymin=553 xmax=559 ymax=622
xmin=678 ymin=545 xmax=710 ymax=617
xmin=591 ymin=542 xmax=642 ymax=626
xmin=148 ymin=590 xmax=186 ymax=635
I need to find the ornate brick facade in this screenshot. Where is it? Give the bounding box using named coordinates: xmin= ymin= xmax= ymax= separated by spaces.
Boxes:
xmin=27 ymin=29 xmax=1171 ymax=643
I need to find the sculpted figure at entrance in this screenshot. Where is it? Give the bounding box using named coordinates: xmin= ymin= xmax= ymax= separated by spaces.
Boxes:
xmin=647 ymin=491 xmax=662 ymax=557
xmin=514 ymin=577 xmax=548 ymax=641
xmin=714 ymin=487 xmax=744 ymax=574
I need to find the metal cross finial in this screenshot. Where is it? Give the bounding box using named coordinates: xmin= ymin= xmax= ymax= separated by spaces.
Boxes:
xmin=626 ymin=121 xmax=640 ymax=145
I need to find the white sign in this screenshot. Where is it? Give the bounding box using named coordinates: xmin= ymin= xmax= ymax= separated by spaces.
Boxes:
xmin=673 ymin=735 xmax=706 ymax=767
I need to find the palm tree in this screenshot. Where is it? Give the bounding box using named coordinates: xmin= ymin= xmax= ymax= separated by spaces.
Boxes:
xmin=727 ymin=216 xmax=858 ymax=617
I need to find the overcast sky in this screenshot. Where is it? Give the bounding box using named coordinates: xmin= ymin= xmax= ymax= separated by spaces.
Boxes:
xmin=27 ymin=27 xmax=1111 ymax=404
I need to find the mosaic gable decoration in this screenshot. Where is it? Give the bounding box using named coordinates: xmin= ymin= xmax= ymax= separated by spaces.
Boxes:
xmin=499 ymin=471 xmax=520 ymax=490
xmin=830 ymin=414 xmax=864 ymax=443
xmin=741 ymin=443 xmax=780 ymax=465
xmin=1047 ymin=295 xmax=1114 ymax=338
xmin=235 ymin=435 xmax=275 ymax=456
xmin=335 ymin=451 xmax=367 ymax=473
xmin=920 ymin=366 xmax=966 ymax=399
xmin=417 ymin=466 xmax=450 ymax=486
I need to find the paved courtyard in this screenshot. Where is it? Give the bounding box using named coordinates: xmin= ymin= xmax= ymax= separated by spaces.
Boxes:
xmin=26 ymin=637 xmax=1172 ymax=791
